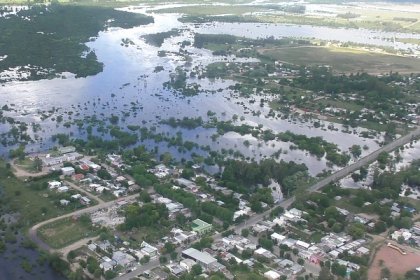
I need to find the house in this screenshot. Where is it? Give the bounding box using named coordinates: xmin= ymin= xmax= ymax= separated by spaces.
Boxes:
xmin=271 ymin=233 xmax=286 ymax=244
xmin=71 ymin=194 xmax=82 ymax=200
xmin=80 ymin=196 xmax=91 ymax=205
xmin=175 ymin=178 xmax=195 ymax=188
xmin=356 ymin=247 xmax=370 ymax=255
xmin=264 ymin=270 xmax=281 ymax=280
xmin=61 ymin=166 xmax=75 ymax=176
xmin=191 ymin=219 xmax=212 ymax=235
xmin=180 ymin=258 xmax=196 ymax=272
xmin=254 ymin=247 xmax=275 ymax=259
xmin=166 ymin=263 xmax=186 ymax=276
xmin=100 ymin=261 xmax=115 ymax=272
xmin=141 ymin=241 xmax=159 ymax=258
xmin=57 ymin=186 xmax=69 ymax=193
xmin=72 ymin=173 xmax=85 ymax=181
xmin=60 ymin=199 xmax=70 ymax=206
xmin=48 ymin=181 xmax=61 ymax=189
xmin=295 ymin=240 xmax=311 ymax=250
xmin=391 ymin=229 xmax=412 ymax=241
xmin=112 ymin=251 xmax=135 ymax=268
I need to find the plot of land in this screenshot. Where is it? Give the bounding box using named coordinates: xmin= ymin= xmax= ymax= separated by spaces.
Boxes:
xmin=38 ymin=217 xmax=99 ymax=249
xmin=368 ymin=244 xmax=420 ymax=280
xmin=260 ymin=46 xmax=420 ymax=74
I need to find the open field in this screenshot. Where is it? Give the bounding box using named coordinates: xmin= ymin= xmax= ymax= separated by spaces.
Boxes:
xmin=0 ymin=160 xmax=89 ymax=227
xmin=38 ymin=217 xmax=99 ymax=249
xmin=259 ymin=46 xmax=420 ymax=74
xmin=368 ymin=244 xmax=420 ymax=280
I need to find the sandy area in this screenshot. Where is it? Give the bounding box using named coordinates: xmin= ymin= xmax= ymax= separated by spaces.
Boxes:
xmin=368 ymin=244 xmax=420 ymax=280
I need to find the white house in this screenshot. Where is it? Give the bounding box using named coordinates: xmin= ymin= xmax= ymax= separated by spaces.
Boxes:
xmin=264 ymin=270 xmax=281 ymax=280
xmin=61 ymin=167 xmax=75 ymax=176
xmin=48 ymin=181 xmax=61 ymax=189
xmin=60 ymin=199 xmax=70 ymax=206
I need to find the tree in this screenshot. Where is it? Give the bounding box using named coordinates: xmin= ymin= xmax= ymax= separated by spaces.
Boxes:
xmin=139 ymin=190 xmax=151 ymax=203
xmin=159 ymin=255 xmax=168 ymax=264
xmin=104 ymin=270 xmax=117 ymax=280
xmin=191 ymin=264 xmax=203 ymax=276
xmin=140 ymin=255 xmax=150 ymax=264
xmin=241 ymin=228 xmax=249 ymax=237
xmin=350 ymin=145 xmax=362 ymax=158
xmin=331 ymin=262 xmax=347 ymax=277
xmin=67 ymin=250 xmax=77 ymax=261
xmin=348 ymin=223 xmax=365 ymax=239
xmin=318 ymin=267 xmax=334 ymax=280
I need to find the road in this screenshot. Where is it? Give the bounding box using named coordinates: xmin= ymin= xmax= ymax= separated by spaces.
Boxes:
xmin=115 ymin=126 xmax=420 ymax=280
xmin=28 ymin=193 xmax=139 ymax=251
xmin=65 ymin=180 xmax=105 ymax=204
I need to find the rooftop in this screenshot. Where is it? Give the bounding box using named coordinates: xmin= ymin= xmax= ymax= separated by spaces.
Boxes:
xmin=182 ymin=248 xmax=217 ymax=265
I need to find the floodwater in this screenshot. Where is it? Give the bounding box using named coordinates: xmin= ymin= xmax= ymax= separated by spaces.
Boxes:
xmin=0 ymin=231 xmax=66 ymax=280
xmin=2 ymin=5 xmax=419 ymax=175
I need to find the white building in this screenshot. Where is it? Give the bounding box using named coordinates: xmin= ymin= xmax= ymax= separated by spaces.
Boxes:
xmin=61 ymin=166 xmax=75 ymax=176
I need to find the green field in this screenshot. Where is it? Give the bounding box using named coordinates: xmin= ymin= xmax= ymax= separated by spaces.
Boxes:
xmin=0 ymin=161 xmax=88 ymax=227
xmin=260 ymin=46 xmax=420 ymax=74
xmin=38 ymin=217 xmax=99 ymax=249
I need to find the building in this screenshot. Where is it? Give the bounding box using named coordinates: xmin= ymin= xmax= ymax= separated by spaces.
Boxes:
xmin=80 ymin=196 xmax=91 ymax=205
xmin=141 ymin=241 xmax=159 ymax=258
xmin=264 ymin=270 xmax=281 ymax=280
xmin=180 ymin=258 xmax=196 ymax=272
xmin=192 ymin=219 xmax=212 ymax=235
xmin=182 ymin=248 xmax=217 ymax=270
xmin=48 ymin=181 xmax=61 ymax=189
xmin=58 ymin=146 xmax=76 ymax=154
xmin=112 ymin=251 xmax=135 ymax=268
xmin=60 ymin=199 xmax=70 ymax=206
xmin=57 ymin=186 xmax=69 ymax=193
xmin=61 ymin=166 xmax=75 ymax=176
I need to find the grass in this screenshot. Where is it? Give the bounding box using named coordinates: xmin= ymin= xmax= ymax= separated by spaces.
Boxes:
xmin=399 ymin=197 xmax=420 ymax=212
xmin=99 ymin=191 xmax=117 ymax=202
xmin=0 ymin=160 xmax=89 ymax=228
xmin=154 ymin=5 xmax=267 ymax=16
xmin=15 ymin=158 xmax=39 ymax=173
xmin=395 ymin=38 xmax=420 ymax=45
xmin=38 ymin=217 xmax=99 ymax=249
xmin=259 ymin=46 xmax=420 ymax=74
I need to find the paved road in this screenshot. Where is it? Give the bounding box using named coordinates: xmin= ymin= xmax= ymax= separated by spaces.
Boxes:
xmin=28 ymin=194 xmax=139 ymax=251
xmin=115 ymin=127 xmax=420 ymax=280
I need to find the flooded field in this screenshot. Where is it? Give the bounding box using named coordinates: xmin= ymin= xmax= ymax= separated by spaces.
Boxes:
xmin=2 ymin=5 xmax=420 ymax=175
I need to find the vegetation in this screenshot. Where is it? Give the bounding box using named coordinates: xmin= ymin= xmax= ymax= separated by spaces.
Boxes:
xmin=0 ymin=4 xmax=153 ymax=81
xmin=221 ymin=159 xmax=311 ymax=195
xmin=143 ymin=29 xmax=180 ymax=47
xmin=38 ymin=215 xmax=100 ymax=249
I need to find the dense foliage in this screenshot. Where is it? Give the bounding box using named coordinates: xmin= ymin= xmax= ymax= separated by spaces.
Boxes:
xmin=221 ymin=159 xmax=309 ymax=195
xmin=0 ymin=4 xmax=153 ymax=80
